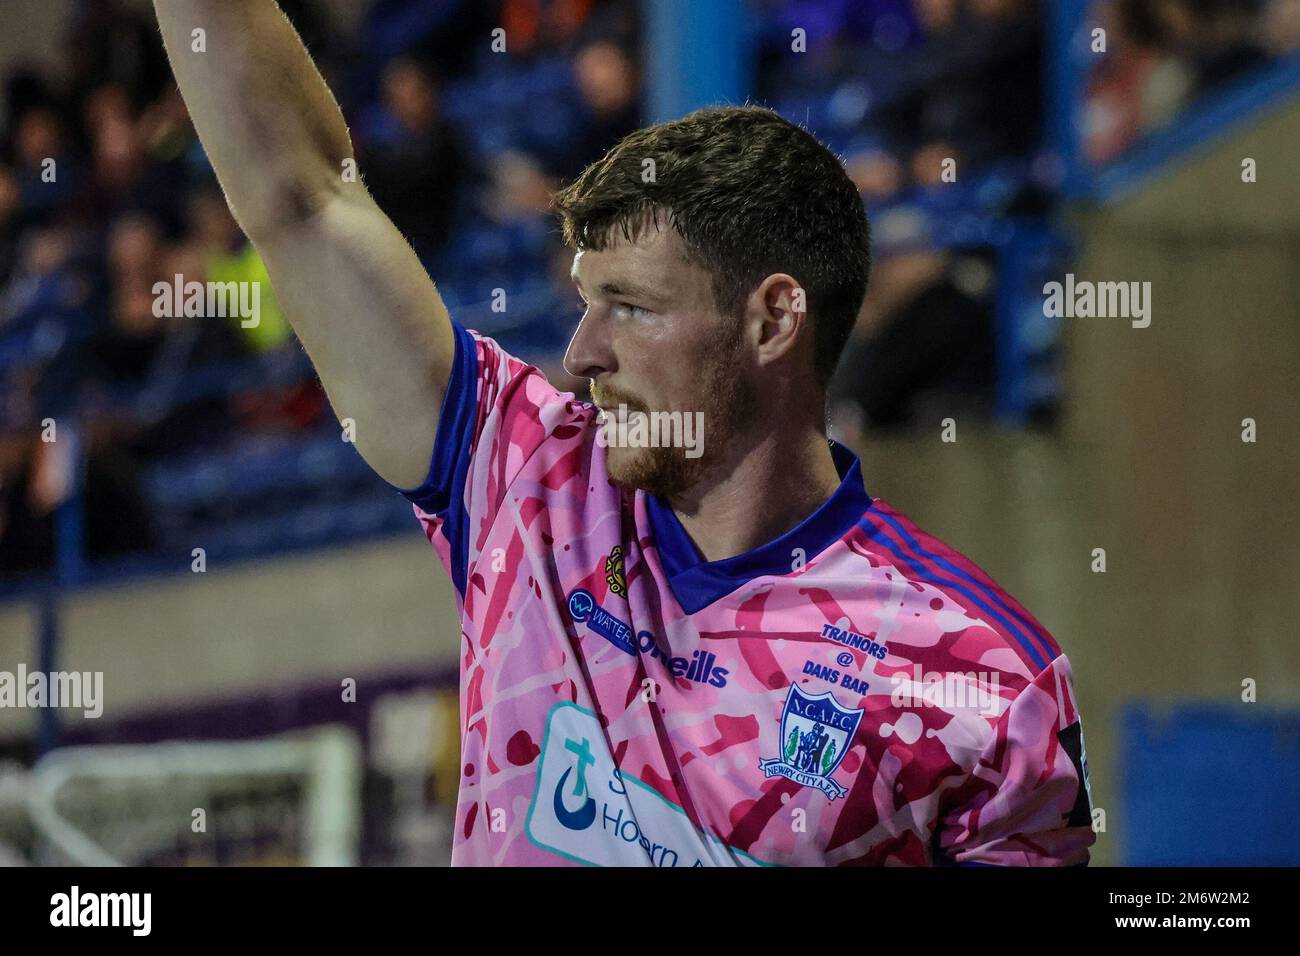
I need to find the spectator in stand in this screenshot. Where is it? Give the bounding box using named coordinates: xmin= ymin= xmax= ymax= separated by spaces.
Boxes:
xmin=12 ymin=107 xmax=77 ymax=227
xmin=844 ymin=143 xmax=906 ymax=206
xmin=883 ymin=0 xmax=1045 ymax=180
xmin=0 ymin=425 xmax=156 ymax=574
xmin=362 ymin=0 xmax=501 ymax=80
xmin=831 ymin=208 xmax=995 ymax=432
xmin=0 ymin=165 xmax=24 ymax=287
xmin=184 ymin=185 xmax=325 ymax=435
xmin=1264 ymin=0 xmax=1300 ymax=56
xmin=361 ymin=56 xmax=470 ymax=261
xmin=187 ymin=185 xmax=293 ymax=355
xmin=73 ymin=84 xmax=188 ymax=233
xmin=561 ymin=38 xmax=641 ymax=176
xmin=65 ymin=0 xmax=172 ymax=114
xmin=1085 ymin=0 xmax=1276 ymax=164
xmin=501 ymin=0 xmax=604 ymax=57
xmin=36 ymin=213 xmax=176 ymax=410
xmin=754 ymin=0 xmax=925 ymax=73
xmin=0 ymin=219 xmax=100 ymax=359
xmin=491 ymin=37 xmax=640 ymax=218
xmin=35 ymin=209 xmax=245 ymax=456
xmin=1169 ymin=0 xmax=1269 ymax=94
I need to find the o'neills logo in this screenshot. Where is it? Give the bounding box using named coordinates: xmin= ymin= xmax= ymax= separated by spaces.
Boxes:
xmin=595 ymin=404 xmax=704 ymax=459
xmin=567 ymin=588 xmax=729 ymax=687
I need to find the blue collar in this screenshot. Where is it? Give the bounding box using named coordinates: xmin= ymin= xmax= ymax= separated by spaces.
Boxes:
xmin=645 ymin=439 xmax=873 ymax=614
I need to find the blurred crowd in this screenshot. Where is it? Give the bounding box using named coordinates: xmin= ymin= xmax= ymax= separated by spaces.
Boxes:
xmin=755 ymin=0 xmax=1047 ymax=200
xmin=753 ymin=0 xmax=1047 ymax=433
xmin=1086 ymin=0 xmax=1300 ymax=163
xmin=0 ymin=0 xmax=1292 ymax=577
xmin=754 ymin=0 xmax=1296 ymax=433
xmin=0 ymin=0 xmax=638 ymax=574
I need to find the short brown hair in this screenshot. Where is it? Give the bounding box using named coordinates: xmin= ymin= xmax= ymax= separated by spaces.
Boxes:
xmin=551 ymin=104 xmax=871 ymax=387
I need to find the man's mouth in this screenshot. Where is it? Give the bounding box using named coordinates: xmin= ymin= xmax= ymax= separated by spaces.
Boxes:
xmin=591 ymin=383 xmax=646 ymax=416
xmin=598 ymin=400 xmax=649 ymax=417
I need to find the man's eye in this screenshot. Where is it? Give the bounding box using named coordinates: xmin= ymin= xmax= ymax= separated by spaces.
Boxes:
xmin=613 ymin=302 xmax=650 ymax=319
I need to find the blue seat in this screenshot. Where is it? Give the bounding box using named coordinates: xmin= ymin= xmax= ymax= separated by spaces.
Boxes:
xmin=1122 ymin=703 xmax=1300 ymax=865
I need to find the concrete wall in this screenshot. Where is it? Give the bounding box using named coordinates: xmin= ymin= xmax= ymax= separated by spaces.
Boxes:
xmin=0 ymin=534 xmax=460 ymax=738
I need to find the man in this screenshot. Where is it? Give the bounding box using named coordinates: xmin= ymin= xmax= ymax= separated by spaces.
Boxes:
xmin=155 ymin=1 xmax=1094 ymax=866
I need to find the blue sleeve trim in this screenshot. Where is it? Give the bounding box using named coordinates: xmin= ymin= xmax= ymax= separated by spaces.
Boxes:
xmin=394 ymin=320 xmax=478 ymax=597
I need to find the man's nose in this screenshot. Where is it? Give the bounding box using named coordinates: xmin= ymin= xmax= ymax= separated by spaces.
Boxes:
xmin=563 ymin=314 xmax=613 ymax=380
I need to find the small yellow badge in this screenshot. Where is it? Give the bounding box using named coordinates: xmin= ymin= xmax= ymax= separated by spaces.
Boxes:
xmin=605 ymin=546 xmax=626 ymax=596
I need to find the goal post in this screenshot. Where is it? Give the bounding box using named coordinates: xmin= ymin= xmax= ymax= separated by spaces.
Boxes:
xmin=23 ymin=725 xmax=363 ymax=867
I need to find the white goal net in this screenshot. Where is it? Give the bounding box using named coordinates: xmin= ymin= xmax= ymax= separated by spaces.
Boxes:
xmin=6 ymin=725 xmax=362 ymax=866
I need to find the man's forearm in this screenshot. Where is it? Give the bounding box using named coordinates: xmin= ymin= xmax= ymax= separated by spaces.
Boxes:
xmin=154 ymin=0 xmax=355 ymax=240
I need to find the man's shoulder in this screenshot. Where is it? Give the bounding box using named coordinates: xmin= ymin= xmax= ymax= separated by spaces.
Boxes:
xmin=847 ymin=496 xmax=1065 ymax=683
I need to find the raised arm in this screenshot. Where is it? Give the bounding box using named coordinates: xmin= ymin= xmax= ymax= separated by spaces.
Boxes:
xmin=154 ymin=0 xmax=454 ymax=488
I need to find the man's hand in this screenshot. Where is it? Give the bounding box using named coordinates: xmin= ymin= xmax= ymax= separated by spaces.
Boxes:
xmin=154 ymin=0 xmax=454 ymax=488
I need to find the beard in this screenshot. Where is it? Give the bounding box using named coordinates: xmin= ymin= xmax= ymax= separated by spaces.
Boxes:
xmin=590 ymin=328 xmax=757 ymax=500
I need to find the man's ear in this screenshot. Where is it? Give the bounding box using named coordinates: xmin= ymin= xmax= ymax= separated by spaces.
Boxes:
xmin=751 ymin=273 xmax=806 ymax=366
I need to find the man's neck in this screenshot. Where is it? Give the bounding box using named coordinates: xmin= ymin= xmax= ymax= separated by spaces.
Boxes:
xmin=668 ymin=430 xmax=845 ymax=564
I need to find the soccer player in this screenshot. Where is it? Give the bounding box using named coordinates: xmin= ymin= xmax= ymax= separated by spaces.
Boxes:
xmin=156 ymin=1 xmax=1095 ymax=866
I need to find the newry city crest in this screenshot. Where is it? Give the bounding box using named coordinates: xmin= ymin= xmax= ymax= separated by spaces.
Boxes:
xmin=759 ymin=685 xmax=863 ymax=800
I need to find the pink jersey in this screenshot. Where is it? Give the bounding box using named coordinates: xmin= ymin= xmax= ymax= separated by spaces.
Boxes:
xmin=397 ymin=321 xmax=1096 ymax=866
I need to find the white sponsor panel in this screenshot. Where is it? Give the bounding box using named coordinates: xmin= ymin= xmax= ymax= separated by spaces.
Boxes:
xmin=525 ymin=702 xmax=769 ymax=867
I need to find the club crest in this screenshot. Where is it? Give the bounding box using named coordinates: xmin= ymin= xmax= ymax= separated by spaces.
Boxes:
xmin=759 ymin=686 xmax=863 ymax=800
